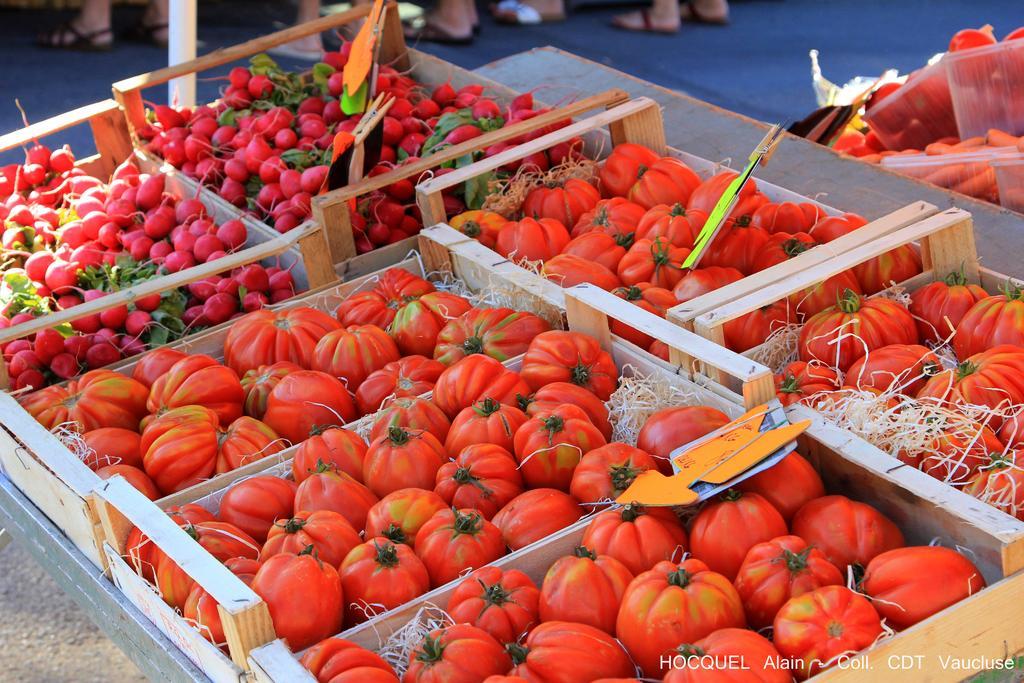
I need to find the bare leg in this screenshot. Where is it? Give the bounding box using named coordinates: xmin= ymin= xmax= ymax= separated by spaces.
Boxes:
xmin=143 ymin=0 xmax=169 ymax=43
xmin=415 ymin=0 xmax=474 ymax=40
xmin=38 ymin=0 xmax=113 ymax=47
xmin=613 ymin=0 xmax=680 ymax=32
xmin=270 ymin=0 xmax=324 ymax=59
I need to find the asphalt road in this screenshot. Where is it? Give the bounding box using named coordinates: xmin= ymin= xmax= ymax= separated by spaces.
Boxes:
xmin=0 ymin=0 xmax=1021 ymax=680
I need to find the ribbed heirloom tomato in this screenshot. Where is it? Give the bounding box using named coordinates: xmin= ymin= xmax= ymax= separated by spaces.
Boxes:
xmin=95 ymin=465 xmax=160 ymax=500
xmin=389 ymin=292 xmax=473 ymax=357
xmin=954 ymin=283 xmax=1024 ymax=359
xmin=965 ymin=453 xmax=1024 ymax=520
xmin=863 ymin=545 xmax=985 ymax=630
xmin=291 ymin=426 xmax=367 ymax=483
xmin=495 ymin=217 xmax=570 ymax=263
xmin=723 ymin=301 xmax=794 ymax=352
xmin=561 ymin=231 xmax=633 ymax=273
xmin=773 ymin=586 xmax=883 ymax=679
xmin=789 ymin=269 xmax=862 ymax=319
xmin=370 ymin=397 xmax=452 ymax=443
xmin=263 ymin=510 xmax=361 ymax=567
xmin=363 ymin=427 xmax=446 ymax=497
xmin=617 ymin=237 xmax=690 ymax=289
xmin=806 ymin=212 xmax=867 ymax=243
xmin=240 ymin=361 xmax=301 ymax=419
xmin=294 ymin=465 xmax=379 ymax=530
xmin=492 ymin=488 xmax=583 ymax=550
xmin=916 ymin=345 xmax=1024 ymax=413
xmin=854 ymin=244 xmax=922 ymax=295
xmin=598 ymin=142 xmax=660 ymax=198
xmin=738 ymin=452 xmax=825 ymax=523
xmin=610 ymin=283 xmax=677 ymax=348
xmin=299 ymin=637 xmax=398 ymax=683
xmin=791 ymin=495 xmax=905 ymax=569
xmin=183 ymin=558 xmax=260 ymax=647
xmin=572 ymin=197 xmax=645 ymax=240
xmin=581 ymin=504 xmax=688 ymax=575
xmin=435 ymin=307 xmax=551 ymax=366
xmin=355 ymin=355 xmax=445 ymax=414
xmin=132 ymin=348 xmax=187 ymax=388
xmin=340 ymin=538 xmax=431 ymax=624
xmin=335 ymin=269 xmax=435 ymax=328
xmin=750 ymin=232 xmax=816 ymax=272
xmin=844 ymin=344 xmax=940 ymax=395
xmin=672 ymin=266 xmax=743 ymax=302
xmin=251 ymin=549 xmax=344 ymax=651
xmin=147 ymin=355 xmax=245 ymax=426
xmin=20 ymin=369 xmax=149 ymax=432
xmin=414 ymin=508 xmax=505 ymax=587
xmin=82 ymin=427 xmax=143 ymax=469
xmin=616 ymin=558 xmax=747 ymax=676
xmin=689 ymin=489 xmax=788 ymax=580
xmin=435 ymin=444 xmax=524 ymax=519
xmin=523 ymin=381 xmax=613 ymax=440
xmin=662 ymin=628 xmax=791 ymax=683
xmin=734 ymin=535 xmax=845 ymax=629
xmin=312 ymin=324 xmax=401 ymax=393
xmin=262 ymin=370 xmax=357 ymax=443
xmin=155 ymin=521 xmax=260 ymax=610
xmin=217 ymin=475 xmax=297 ymax=542
xmin=538 ymin=545 xmax=633 ymax=634
xmin=910 ymin=270 xmax=988 ymax=343
xmin=628 ymin=157 xmax=702 ymax=210
xmin=569 ymin=442 xmax=657 ymax=505
xmin=432 ymin=355 xmax=531 ymax=419
xmin=514 ymin=404 xmax=607 ymax=490
xmin=521 ymin=177 xmax=601 ymax=227
xmin=447 ymin=566 xmax=540 ymax=644
xmin=449 ymin=210 xmax=506 ymax=249
xmin=687 ymin=171 xmax=766 ymax=221
xmin=223 ymin=306 xmax=341 ymax=375
xmin=127 ymin=504 xmax=214 ymax=582
xmin=544 ymin=254 xmax=621 ymax=290
xmin=520 ymin=330 xmax=618 ymax=399
xmin=508 ymin=621 xmax=635 ymax=681
xmin=364 ymin=488 xmax=448 ymax=545
xmin=638 ymin=405 xmax=730 ymax=472
xmin=404 ymin=624 xmax=511 ymax=683
xmin=635 ymin=203 xmax=704 ymax=248
xmin=446 ymin=398 xmax=528 ymax=455
xmin=751 ymin=200 xmax=823 ymax=234
xmin=799 ymin=289 xmax=917 ymax=372
xmin=773 ymin=362 xmax=839 ymax=407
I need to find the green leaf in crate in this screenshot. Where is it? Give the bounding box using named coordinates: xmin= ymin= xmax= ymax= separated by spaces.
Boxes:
xmin=312 ymin=63 xmax=336 ymax=95
xmin=464 ymin=170 xmax=494 ymax=211
xmin=422 ymin=109 xmax=475 ymax=156
xmin=249 ymin=54 xmax=280 ymax=76
xmin=217 ymin=108 xmax=238 ymax=127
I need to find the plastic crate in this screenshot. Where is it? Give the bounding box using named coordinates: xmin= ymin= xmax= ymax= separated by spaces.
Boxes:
xmin=992 ymin=155 xmax=1024 ymax=212
xmin=947 ymin=39 xmax=1024 ymax=139
xmin=863 ymin=61 xmax=958 ymax=151
xmin=881 ymin=147 xmax=1017 ymax=203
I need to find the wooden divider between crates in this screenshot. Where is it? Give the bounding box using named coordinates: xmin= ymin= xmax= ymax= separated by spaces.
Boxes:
xmin=666 ymin=201 xmax=942 ymax=333
xmin=94 ymin=476 xmax=275 ymax=674
xmin=0 ymin=99 xmax=132 ymax=180
xmin=0 ymin=220 xmax=332 ymax=389
xmin=111 ymin=4 xmax=408 ymax=140
xmin=311 ymin=88 xmax=631 ymax=267
xmin=414 ymin=96 xmax=668 ymax=228
xmin=691 ymin=207 xmax=976 ymax=383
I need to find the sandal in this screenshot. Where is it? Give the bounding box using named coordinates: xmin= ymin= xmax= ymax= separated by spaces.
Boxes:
xmin=36 ymin=23 xmax=112 ymax=51
xmin=404 ymin=21 xmax=474 ymax=45
xmin=611 ymin=9 xmax=679 ymax=34
xmin=680 ymin=0 xmax=729 ymax=25
xmin=122 ymin=21 xmax=169 ymax=48
xmin=491 ymin=0 xmax=565 ymax=25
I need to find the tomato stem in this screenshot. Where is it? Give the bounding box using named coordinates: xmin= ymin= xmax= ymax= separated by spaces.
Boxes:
xmin=836 ymin=288 xmax=863 ymax=314
xmin=570 ymin=362 xmax=592 ymax=388
xmin=666 ymin=567 xmax=693 ymax=588
xmin=462 ymin=336 xmax=485 ymax=356
xmin=281 ymin=517 xmax=307 ymax=534
xmin=481 ymin=581 xmax=512 ymax=606
xmin=505 ymin=643 xmax=529 ymax=666
xmin=460 ymin=220 xmax=481 ymax=238
xmin=573 ymin=545 xmax=597 ymax=560
xmin=415 ymin=634 xmax=447 ymax=664
xmin=619 ymin=503 xmax=645 ymax=522
xmin=380 ymin=523 xmax=406 ymax=544
xmin=451 ymin=509 xmax=484 ymax=536
xmin=609 ymin=463 xmax=645 ymax=493
xmin=473 ymin=397 xmax=501 ymax=417
xmin=387 ymin=425 xmax=412 ymax=446
xmin=373 ymin=539 xmax=400 ymax=568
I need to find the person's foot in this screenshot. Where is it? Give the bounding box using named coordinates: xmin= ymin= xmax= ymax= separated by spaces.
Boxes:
xmin=37 ymin=20 xmax=113 ymax=50
xmin=611 ymin=8 xmax=680 ymax=33
xmin=404 ymin=16 xmax=473 ymax=44
xmin=680 ymin=0 xmax=729 ymax=24
xmin=269 ymin=33 xmax=324 ymax=61
xmin=521 ymin=0 xmax=565 ymax=21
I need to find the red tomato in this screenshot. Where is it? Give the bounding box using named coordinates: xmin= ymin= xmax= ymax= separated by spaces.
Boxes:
xmin=364 ymin=487 xmax=448 ymax=545
xmin=82 ymin=427 xmax=143 ymax=469
xmin=414 ymin=508 xmax=505 ymax=587
xmin=355 ymin=355 xmax=445 ymax=414
xmin=751 ymin=201 xmax=822 ymax=235
xmin=609 ymin=283 xmax=678 ymax=348
xmin=447 ymin=566 xmax=540 ymax=644
xmin=390 ymin=293 xmax=474 ymax=357
xmin=616 ymin=559 xmax=747 ymax=676
xmin=569 ymin=442 xmax=657 ymax=506
xmin=964 ymin=453 xmax=1024 ymax=520
xmin=791 ymin=495 xmax=905 ymax=569
xmin=435 ymin=444 xmax=524 ymax=519
xmin=789 ymin=269 xmax=863 ymax=319
xmin=508 ymin=621 xmax=635 ymax=681
xmin=749 ymin=232 xmax=816 ymax=272
xmin=635 ymin=202 xmax=704 ymax=248
xmin=340 ymin=537 xmax=430 ymax=624
xmin=449 ymin=210 xmax=506 ymax=249
xmin=628 ymin=157 xmax=702 ymax=209
xmin=20 ymin=369 xmax=149 ymax=432
xmin=598 ymin=143 xmax=660 ymax=198
xmin=844 ymin=343 xmax=940 ymax=395
xmin=520 ymin=330 xmax=618 ymax=399
xmin=617 ymin=237 xmax=691 ymax=289
xmin=672 ymin=266 xmax=744 ymax=303
xmin=661 ymin=628 xmax=791 ymax=683
xmin=240 ymin=361 xmax=301 ymax=420
xmin=251 ymin=550 xmax=344 ymax=651
xmin=738 ymin=452 xmax=825 ymax=523
xmin=538 ymin=545 xmax=632 ymax=634
xmin=223 ymin=306 xmax=341 ymax=375
xmin=263 ymin=370 xmax=357 ymax=443
xmin=773 ymin=586 xmax=883 ymax=679
xmin=363 ymin=426 xmax=446 ymax=497
xmin=949 ymin=25 xmax=997 ymax=51
xmin=734 ymin=535 xmax=845 ymax=629
xmin=183 ymin=557 xmax=261 ymax=647
xmin=432 ymin=355 xmax=531 ymax=419
xmin=853 ymin=244 xmax=922 ymax=295
xmin=495 ymin=217 xmax=570 ymax=264
xmin=434 ymin=308 xmax=551 ymax=366
xmin=806 ymin=212 xmax=867 ymax=243
xmin=917 ymin=345 xmax=1024 ymax=414
xmin=132 ymin=348 xmax=187 ymax=388
xmin=863 ymin=545 xmax=985 ymax=630
xmin=312 ymin=324 xmax=402 ymax=393
xmin=492 ymin=488 xmax=583 ymax=550
xmin=95 ymin=464 xmax=160 ymax=500
xmin=446 ymin=398 xmax=528 ymax=455
xmin=773 ymin=361 xmax=839 ymax=407
xmin=292 ymin=426 xmax=367 ymax=483
xmin=581 ymin=504 xmax=688 ymax=575
xmin=723 ymin=300 xmax=794 ymax=352
xmin=335 ymin=269 xmax=435 ymax=328
xmin=701 ymin=221 xmax=771 ymax=275
xmin=909 ymin=271 xmax=988 ymax=343
xmin=514 ymin=404 xmax=608 ymax=490
xmin=689 ymin=489 xmax=788 ymax=580
xmin=524 ymin=381 xmax=613 ymax=440
xmin=299 ymin=637 xmax=398 ymax=683
xmin=544 ymin=253 xmax=622 ymax=291
xmin=954 ymin=285 xmax=1024 ymax=359
xmin=637 ymin=406 xmax=730 ymax=473
xmin=522 ymin=177 xmax=601 ymax=227
xmin=562 ymin=230 xmax=633 ymax=273
xmin=263 ymin=510 xmax=361 ymax=567
xmin=572 ymin=197 xmax=646 ymax=240
xmin=403 ymin=624 xmax=511 ymax=682
xmin=217 ymin=475 xmax=297 ymax=542
xmin=370 ymin=397 xmax=452 ymax=443
xmin=294 ymin=467 xmax=379 ymax=530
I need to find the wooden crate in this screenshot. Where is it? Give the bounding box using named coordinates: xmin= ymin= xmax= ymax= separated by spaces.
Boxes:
xmin=241 ymin=280 xmax=1024 ymax=683
xmin=110 ymin=4 xmax=630 ymax=284
xmin=0 ymin=251 xmax=425 ymax=570
xmin=682 ymin=207 xmax=1024 ymax=578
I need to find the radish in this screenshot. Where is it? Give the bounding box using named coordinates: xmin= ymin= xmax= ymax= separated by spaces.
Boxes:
xmin=401 ymin=116 xmax=425 ymax=135
xmin=432 ymin=82 xmax=456 ymax=106
xmin=143 ymin=211 xmax=174 ymax=239
xmin=229 ymin=66 xmax=250 ymax=89
xmin=175 ymin=198 xmax=206 ymax=223
xmin=118 ymin=336 xmax=146 ymax=356
xmin=279 ymin=169 xmax=302 ymax=198
xmin=244 ymin=136 xmax=273 ymax=174
xmin=44 ymin=260 xmax=78 ymax=294
xmin=257 ymin=183 xmax=285 ymax=211
xmin=106 ymin=197 xmax=134 ymax=226
xmin=189 ymin=218 xmax=215 ymax=236
xmin=134 ymin=292 xmax=161 ymax=312
xmin=300 ymin=166 xmax=328 ymax=194
xmin=71 ymin=313 xmax=101 ymax=334
xmin=97 ymin=223 xmax=121 ymax=249
xmin=510 ymin=92 xmax=534 ymax=112
xmin=220 ymin=178 xmax=247 ymax=207
xmin=164 ymin=250 xmax=196 ymax=273
xmin=216 ymin=219 xmax=247 ymax=250
xmin=192 ymin=116 xmax=218 ymax=139
xmin=4 ymin=339 xmax=33 ymax=358
xmin=378 ymin=145 xmax=396 ymax=164
xmin=154 ymin=105 xmax=186 ymax=130
xmin=454 ymin=92 xmax=479 ymax=108
xmin=400 ymin=133 xmax=425 ymax=157
xmin=445 ymin=124 xmax=483 ymax=145
xmin=274 ymin=128 xmax=298 ymax=150
xmin=62 ymin=335 xmax=91 ymax=360
xmin=100 ymin=305 xmax=129 ymax=329
xmin=172 ymin=231 xmax=197 ymax=253
xmin=85 ymin=341 xmax=121 ymax=369
xmin=188 ymin=277 xmax=219 ymax=301
xmin=247 ymin=75 xmax=273 ymax=99
xmin=22 ymin=164 xmax=45 ymax=186
xmin=182 ymin=305 xmax=206 ymax=327
xmin=297 ymin=97 xmax=325 ymax=116
xmin=299 ymin=117 xmax=327 ymax=139
xmin=374 ymin=199 xmax=405 ymax=230
xmin=50 ymin=353 xmax=79 ymax=380
xmin=129 ymin=235 xmax=154 ymax=261
xmin=212 ymin=125 xmax=237 ymax=148
xmin=327 ymin=72 xmax=345 ymax=97
xmin=472 ymin=98 xmax=502 ymax=121
xmin=203 ymin=292 xmax=238 ymax=325
xmin=259 ymin=155 xmax=287 ymax=184
xmin=413 ymin=99 xmax=441 ymax=119
xmin=124 ymin=310 xmax=152 ymax=337
xmin=49 ymin=147 xmax=75 ymax=173
xmin=13 ymin=369 xmax=45 ymax=391
xmin=195 ymin=157 xmax=223 ymax=182
xmin=193 ymin=234 xmax=224 ymax=262
xmin=184 ymin=134 xmax=213 ymax=163
xmin=55 ymin=294 xmax=82 ymax=310
xmin=270 ymin=289 xmax=294 ymax=304
xmin=81 ymin=211 xmax=108 ymax=239
xmin=324 ymin=51 xmax=345 ymax=70
xmin=268 ymin=270 xmax=294 ymax=292
xmin=24 ymin=251 xmax=55 ymax=282
xmin=9 ymin=349 xmax=42 ymax=376
xmin=323 ymin=100 xmax=343 ymax=126
xmin=367 ymin=222 xmax=390 ymax=245
xmin=274 ymin=212 xmax=302 ymax=234
xmin=216 ymin=278 xmax=241 ymax=296
xmin=235 ymin=264 xmax=270 ymax=291
xmin=389 ymin=98 xmax=413 ymax=120
xmin=242 ymin=290 xmax=269 ymax=312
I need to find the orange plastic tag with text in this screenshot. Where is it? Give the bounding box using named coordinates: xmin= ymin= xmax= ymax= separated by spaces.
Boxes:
xmin=343 ymin=0 xmax=385 ymax=97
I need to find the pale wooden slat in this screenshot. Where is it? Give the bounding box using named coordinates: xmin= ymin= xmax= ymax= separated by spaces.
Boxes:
xmin=0 ymin=100 xmax=122 ymax=152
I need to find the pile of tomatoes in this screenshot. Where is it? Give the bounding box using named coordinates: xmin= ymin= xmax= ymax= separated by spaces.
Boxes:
xmin=447 ymin=141 xmax=900 ymax=357
xmin=771 ymin=268 xmax=1024 ymax=520
xmin=289 ymin=450 xmax=984 ymax=682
